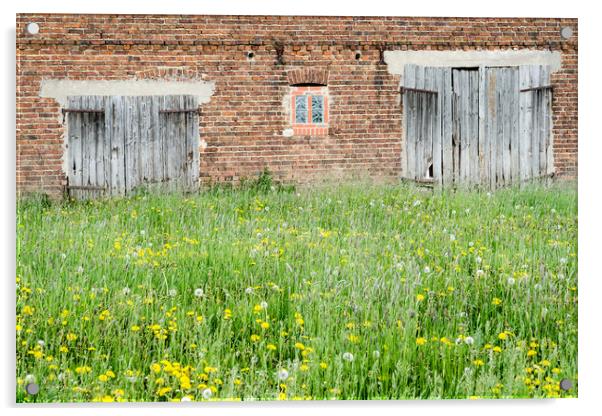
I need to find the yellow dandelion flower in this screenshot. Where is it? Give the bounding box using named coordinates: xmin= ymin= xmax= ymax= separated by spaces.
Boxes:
xmin=493 ymin=346 xmax=502 ymax=353
xmin=300 ymin=364 xmax=309 ymax=372
xmin=294 ymin=342 xmax=305 ymax=350
xmin=320 ymin=362 xmax=328 ymax=369
xmin=416 ymin=337 xmax=427 ymax=346
xmin=22 ymin=305 xmax=34 ymax=316
xmin=492 ymin=298 xmax=502 ymax=306
xmin=98 ymin=374 xmax=109 ymax=382
xmin=498 ymin=332 xmax=508 ymax=340
xmin=473 ymin=359 xmax=485 ymax=366
xmin=416 ymin=294 xmax=425 ymax=302
xmin=267 ymin=343 xmax=277 ymax=351
xmin=250 ymin=334 xmax=261 ymax=342
xmin=527 ymin=349 xmax=537 ymax=357
xmin=131 ymin=325 xmax=141 ymax=332
xmin=66 ymin=333 xmax=77 ymax=342
xmin=260 ymin=321 xmax=270 ymax=330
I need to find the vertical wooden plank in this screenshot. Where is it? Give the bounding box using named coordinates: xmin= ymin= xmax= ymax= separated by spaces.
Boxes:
xmin=530 ymin=66 xmax=540 ymax=179
xmin=488 ymin=68 xmax=498 ymax=190
xmin=519 ymin=66 xmax=531 ymax=182
xmin=478 ymin=66 xmax=487 ymax=187
xmin=432 ymin=68 xmax=443 ymax=186
xmin=113 ymin=96 xmax=126 ymax=196
xmin=138 ymin=96 xmax=150 ymax=184
xmin=441 ymin=67 xmax=453 ymax=186
xmin=404 ymin=65 xmax=416 ymax=180
xmin=451 ymin=69 xmax=459 ymax=186
xmin=191 ymin=96 xmax=200 ymax=188
xmin=501 ymin=68 xmax=512 ymax=186
xmin=509 ymin=68 xmax=520 ymax=185
xmin=415 ymin=66 xmax=425 ymax=181
xmin=469 ymin=70 xmax=479 ymax=185
xmin=423 ymin=67 xmax=434 ymax=181
xmin=67 ymin=96 xmax=83 ymax=199
xmin=538 ymin=66 xmax=549 ymax=177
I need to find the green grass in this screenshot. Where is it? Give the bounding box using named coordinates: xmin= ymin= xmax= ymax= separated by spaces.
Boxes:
xmin=16 ymin=180 xmax=578 ymax=402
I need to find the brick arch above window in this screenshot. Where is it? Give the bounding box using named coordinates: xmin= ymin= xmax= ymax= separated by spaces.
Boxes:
xmin=287 ymin=67 xmax=329 ymax=86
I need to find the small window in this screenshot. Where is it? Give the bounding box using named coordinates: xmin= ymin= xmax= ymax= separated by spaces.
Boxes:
xmin=290 ymin=86 xmax=328 ymax=136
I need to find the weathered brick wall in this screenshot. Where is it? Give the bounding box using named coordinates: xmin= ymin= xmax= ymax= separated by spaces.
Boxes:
xmin=16 ymin=14 xmax=578 ymax=197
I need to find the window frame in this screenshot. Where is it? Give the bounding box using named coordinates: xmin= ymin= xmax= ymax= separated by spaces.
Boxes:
xmin=290 ymin=86 xmax=329 ymax=136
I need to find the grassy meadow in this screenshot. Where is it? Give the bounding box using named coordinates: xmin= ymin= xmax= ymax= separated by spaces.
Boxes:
xmin=16 ymin=178 xmax=578 ymax=402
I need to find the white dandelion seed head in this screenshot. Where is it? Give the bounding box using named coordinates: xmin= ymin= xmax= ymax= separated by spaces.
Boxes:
xmin=260 ymin=301 xmax=268 ymax=309
xmin=122 ymin=287 xmax=131 ymax=296
xmin=271 ymin=285 xmax=280 ymax=292
xmin=342 ymin=352 xmax=354 ymax=362
xmin=61 ymin=253 xmax=67 ymax=259
xmin=181 ymin=396 xmax=192 ymax=402
xmin=245 ymin=287 xmax=254 ymax=295
xmin=127 ymin=376 xmax=137 ymax=383
xmin=468 ymin=241 xmax=474 ymax=247
xmin=487 ymin=192 xmax=492 ymax=198
xmin=450 ymin=234 xmax=456 ymax=241
xmin=76 ymin=266 xmax=84 ymax=274
xmin=194 ymin=288 xmax=204 ymax=298
xmin=168 ymin=289 xmax=177 ymax=297
xmin=560 ymin=257 xmax=568 ymax=264
xmin=202 ymin=388 xmax=213 ymax=399
xmin=476 ymin=269 xmax=485 ymax=277
xmin=455 ymin=338 xmax=463 ymax=345
xmin=250 ymin=355 xmax=259 ymax=364
xmin=413 ymin=200 xmax=421 ymax=207
xmin=37 ymin=340 xmax=45 ymax=347
xmin=464 ymin=336 xmax=475 ymax=345
xmin=475 ymin=256 xmax=482 ymax=264
xmin=373 ymin=350 xmax=381 ymax=359
xmin=57 ymin=372 xmax=65 ymax=381
xmin=465 ymin=208 xmax=471 ymax=214
xmin=277 ymin=369 xmax=289 ymax=381
xmin=423 ymin=266 xmax=431 ymax=274
xmin=458 ymin=311 xmax=467 ymax=318
xmin=24 ymin=374 xmax=36 ymax=384
xmin=140 ymin=230 xmax=146 ymax=236
xmin=507 ymin=277 xmax=516 ymax=285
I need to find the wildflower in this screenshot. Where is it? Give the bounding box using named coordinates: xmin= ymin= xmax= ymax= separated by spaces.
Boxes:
xmin=527 ymin=350 xmax=537 ymax=357
xmin=194 ymin=288 xmax=204 ymax=298
xmin=267 ymin=344 xmax=277 ymax=351
xmin=416 ymin=294 xmax=425 ymax=302
xmin=21 ymin=305 xmax=34 ymax=316
xmin=492 ymin=346 xmax=502 ymax=353
xmin=157 ymin=387 xmax=172 ymax=397
xmin=245 ymin=287 xmax=253 ymax=295
xmin=507 ymin=277 xmax=516 ymax=285
xmin=98 ymin=374 xmax=109 ymax=382
xmin=122 ymin=287 xmax=131 ymax=296
xmin=260 ymin=301 xmax=268 ymax=309
xmin=450 ymin=234 xmax=456 ymax=241
xmin=24 ymin=374 xmax=35 ymax=384
xmin=37 ymin=340 xmax=45 ymax=347
xmin=473 ymin=359 xmax=485 ymax=366
xmin=181 ymin=396 xmax=192 ymax=402
xmin=492 ymin=298 xmax=502 ymax=306
xmin=66 ymin=333 xmax=77 ymax=342
xmin=476 ymin=270 xmax=485 ymax=277
xmin=320 ymin=362 xmax=328 ymax=369
xmin=277 ymin=369 xmax=289 ymax=381
xmin=131 ymin=325 xmax=141 ymax=332
xmin=260 ymin=321 xmax=270 ymax=330
xmin=373 ymin=350 xmax=381 ymax=359
xmin=150 ymin=363 xmax=161 ymax=373
xmin=423 ymin=266 xmax=431 ymax=274
xmin=498 ymin=332 xmax=508 ymax=340
xmin=168 ymin=289 xmax=177 ymax=297
xmin=416 ymin=337 xmax=427 ymax=346
xmin=300 ymin=364 xmax=309 ymax=372
xmin=250 ymin=334 xmax=261 ymax=342
xmin=223 ymin=309 xmax=232 ymax=320
xmin=342 ymin=352 xmax=354 ymax=362
xmin=464 ymin=336 xmax=475 ymax=345
xmin=294 ymin=342 xmax=305 ymax=350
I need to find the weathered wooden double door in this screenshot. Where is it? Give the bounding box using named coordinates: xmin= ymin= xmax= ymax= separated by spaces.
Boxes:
xmin=402 ymin=64 xmax=553 ymax=188
xmin=65 ymin=95 xmax=200 ymax=199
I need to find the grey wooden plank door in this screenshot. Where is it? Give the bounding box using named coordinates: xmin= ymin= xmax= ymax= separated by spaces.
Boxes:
xmin=402 ymin=64 xmax=553 ymax=189
xmin=402 ymin=64 xmax=446 ymax=184
xmin=66 ymin=95 xmax=200 ymax=199
xmin=452 ymin=68 xmax=480 ymax=187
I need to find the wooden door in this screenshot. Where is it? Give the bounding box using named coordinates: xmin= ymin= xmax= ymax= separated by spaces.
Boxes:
xmin=65 ymin=95 xmax=200 ymax=199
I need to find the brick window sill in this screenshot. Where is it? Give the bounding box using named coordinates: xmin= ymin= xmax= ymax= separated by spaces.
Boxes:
xmin=292 ymin=125 xmax=328 ymax=136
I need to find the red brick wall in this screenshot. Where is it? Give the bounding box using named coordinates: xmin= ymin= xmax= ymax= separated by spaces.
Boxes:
xmin=16 ymin=14 xmax=578 ymax=197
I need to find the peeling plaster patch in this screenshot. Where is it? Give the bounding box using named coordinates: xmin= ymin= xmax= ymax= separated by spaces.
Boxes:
xmin=384 ymin=50 xmax=562 ymax=84
xmin=39 ymin=79 xmax=216 ymax=107
xmin=282 ymin=128 xmax=294 ymax=137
